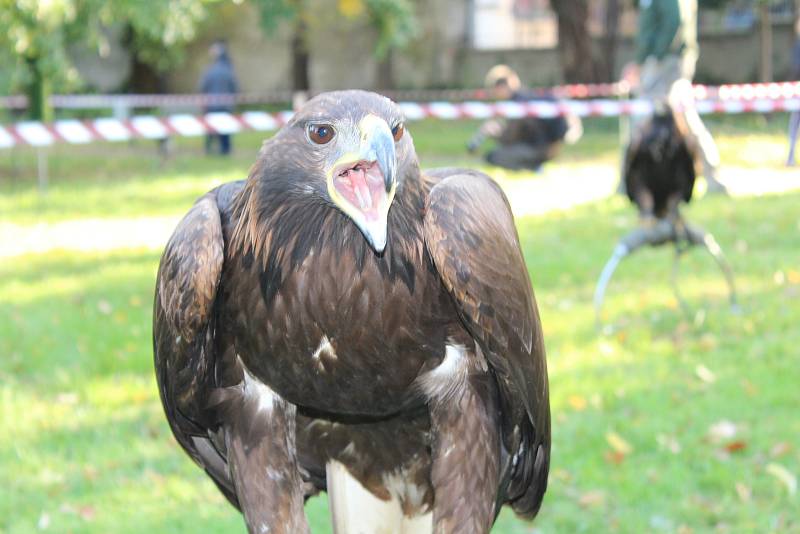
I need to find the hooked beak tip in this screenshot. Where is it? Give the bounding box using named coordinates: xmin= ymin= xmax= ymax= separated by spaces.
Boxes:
xmin=362 ymin=217 xmax=388 ymax=254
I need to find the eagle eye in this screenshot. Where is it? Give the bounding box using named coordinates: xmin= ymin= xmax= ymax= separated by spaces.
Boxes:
xmin=307 ymin=123 xmax=335 ymax=145
xmin=391 ymin=122 xmax=405 ymax=142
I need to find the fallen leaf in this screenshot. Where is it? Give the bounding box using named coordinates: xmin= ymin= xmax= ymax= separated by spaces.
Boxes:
xmin=766 ymin=463 xmax=797 ymax=496
xmin=787 ymin=269 xmax=800 ymax=284
xmin=698 ymin=334 xmax=718 ymax=351
xmin=82 ymin=465 xmax=98 ymax=481
xmin=551 ymin=468 xmax=572 ymax=482
xmin=774 ymin=270 xmax=786 ymax=286
xmin=568 ymin=395 xmax=587 ymax=411
xmin=79 ymin=505 xmax=95 ymax=521
xmin=657 ymin=433 xmax=682 ymax=454
xmin=97 ymin=300 xmax=113 ymax=315
xmin=693 ymin=309 xmax=706 ymax=328
xmin=606 ymin=431 xmax=633 ymax=455
xmin=723 ymin=440 xmax=747 ymax=453
xmin=129 ymin=295 xmax=142 ymax=307
xmin=604 ymin=450 xmax=626 ymax=464
xmin=578 ymin=490 xmax=605 ymax=508
xmin=708 ymin=420 xmax=737 ymax=443
xmin=735 ymin=482 xmax=752 ymax=502
xmin=770 ymin=442 xmax=792 ymax=458
xmin=695 ymin=365 xmax=716 ymax=384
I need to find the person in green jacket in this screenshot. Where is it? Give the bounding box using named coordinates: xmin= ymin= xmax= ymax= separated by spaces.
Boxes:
xmin=623 ymin=0 xmax=726 ymax=193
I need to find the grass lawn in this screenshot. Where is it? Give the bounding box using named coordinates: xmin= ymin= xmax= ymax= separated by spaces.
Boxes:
xmin=1 ymin=114 xmax=798 ymax=533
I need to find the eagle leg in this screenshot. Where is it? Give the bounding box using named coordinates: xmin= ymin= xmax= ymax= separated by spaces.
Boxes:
xmin=427 ymin=362 xmax=501 ymax=534
xmin=220 ymin=383 xmax=310 ymax=534
xmin=684 ymin=223 xmax=740 ymax=312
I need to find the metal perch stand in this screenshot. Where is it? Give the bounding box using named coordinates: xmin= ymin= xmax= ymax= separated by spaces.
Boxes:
xmin=593 ymin=216 xmax=738 ymax=326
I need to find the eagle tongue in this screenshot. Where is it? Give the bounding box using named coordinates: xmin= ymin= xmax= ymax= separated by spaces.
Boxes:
xmin=350 ymin=168 xmax=374 ymax=213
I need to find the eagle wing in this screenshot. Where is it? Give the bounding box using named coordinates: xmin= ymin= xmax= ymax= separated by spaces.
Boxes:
xmin=153 ymin=188 xmax=238 ymax=505
xmin=422 ymin=169 xmax=550 ymax=518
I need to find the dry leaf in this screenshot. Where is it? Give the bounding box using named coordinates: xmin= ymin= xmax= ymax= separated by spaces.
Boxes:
xmin=787 ymin=269 xmax=800 ymax=284
xmin=578 ymin=490 xmax=605 ymax=508
xmin=770 ymin=442 xmax=792 ymax=458
xmin=698 ymin=334 xmax=718 ymax=351
xmin=552 ymin=468 xmax=572 ymax=482
xmin=693 ymin=309 xmax=706 ymax=328
xmin=79 ymin=505 xmax=95 ymax=521
xmin=568 ymin=395 xmax=587 ymax=411
xmin=723 ymin=440 xmax=747 ymax=453
xmin=657 ymin=433 xmax=682 ymax=454
xmin=695 ymin=365 xmax=716 ymax=384
xmin=766 ymin=463 xmax=797 ymax=496
xmin=708 ymin=420 xmax=737 ymax=443
xmin=735 ymin=482 xmax=752 ymax=503
xmin=735 ymin=240 xmax=748 ymax=253
xmin=97 ymin=300 xmax=113 ymax=315
xmin=606 ymin=431 xmax=633 ymax=455
xmin=82 ymin=465 xmax=98 ymax=481
xmin=773 ymin=271 xmax=786 ymax=285
xmin=604 ymin=450 xmax=626 ymax=465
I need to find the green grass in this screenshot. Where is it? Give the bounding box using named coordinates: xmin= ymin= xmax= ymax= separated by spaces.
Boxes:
xmin=1 ymin=116 xmax=798 ymax=533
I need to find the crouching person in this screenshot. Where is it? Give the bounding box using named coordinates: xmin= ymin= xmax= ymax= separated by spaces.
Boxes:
xmin=468 ymin=65 xmax=582 ymax=171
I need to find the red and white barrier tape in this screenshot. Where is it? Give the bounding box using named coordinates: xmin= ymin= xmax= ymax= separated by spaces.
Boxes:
xmin=2 ymin=81 xmax=799 ymax=110
xmin=2 ymin=97 xmax=800 ymax=149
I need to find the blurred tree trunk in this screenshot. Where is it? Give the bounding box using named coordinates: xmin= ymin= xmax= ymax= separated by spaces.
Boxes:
xmin=550 ymin=0 xmax=598 ymax=83
xmin=24 ymin=55 xmax=52 ymax=122
xmin=759 ymin=1 xmax=773 ymax=82
xmin=376 ymin=49 xmax=395 ymax=89
xmin=291 ymin=16 xmax=310 ymax=91
xmin=599 ymin=0 xmax=620 ymax=82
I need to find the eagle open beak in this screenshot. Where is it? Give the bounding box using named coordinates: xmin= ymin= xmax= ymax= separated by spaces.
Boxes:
xmin=327 ymin=114 xmax=397 ymax=254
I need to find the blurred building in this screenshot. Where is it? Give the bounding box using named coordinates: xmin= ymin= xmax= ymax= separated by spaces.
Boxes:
xmin=87 ymin=0 xmax=797 ymax=94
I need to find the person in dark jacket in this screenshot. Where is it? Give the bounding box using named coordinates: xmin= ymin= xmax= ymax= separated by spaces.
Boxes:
xmin=622 ymin=0 xmax=725 ymax=192
xmin=467 ymin=65 xmax=582 ymax=171
xmin=787 ymin=16 xmax=800 ymax=167
xmin=200 ymin=41 xmax=239 ymax=155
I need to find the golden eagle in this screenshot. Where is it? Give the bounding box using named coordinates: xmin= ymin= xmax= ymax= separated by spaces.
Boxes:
xmin=594 ymin=105 xmax=737 ymax=322
xmin=623 ymin=106 xmax=697 ymax=221
xmin=153 ymin=90 xmax=550 ymax=533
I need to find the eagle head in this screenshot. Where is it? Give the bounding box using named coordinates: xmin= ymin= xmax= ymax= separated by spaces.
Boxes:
xmin=259 ymin=90 xmax=414 ymax=254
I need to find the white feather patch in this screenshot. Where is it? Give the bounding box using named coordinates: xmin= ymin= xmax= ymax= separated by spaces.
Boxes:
xmin=326 ymin=460 xmax=432 ymax=534
xmin=312 ymin=334 xmax=338 ymax=372
xmin=416 ymin=343 xmax=470 ymax=403
xmin=241 ymin=360 xmax=279 ymax=415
